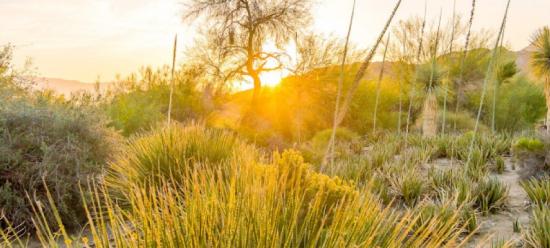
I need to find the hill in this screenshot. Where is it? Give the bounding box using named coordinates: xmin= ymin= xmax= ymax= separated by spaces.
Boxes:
xmin=33 ymin=77 xmax=112 ymax=96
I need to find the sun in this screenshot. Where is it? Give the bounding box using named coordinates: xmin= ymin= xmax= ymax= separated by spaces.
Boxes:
xmin=260 ymin=70 xmax=284 ymax=88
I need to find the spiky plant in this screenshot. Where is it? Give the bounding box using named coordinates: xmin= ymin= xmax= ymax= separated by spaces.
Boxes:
xmin=474 ymin=177 xmax=509 ymax=215
xmin=530 ymin=26 xmax=550 ymax=128
xmin=524 ymin=207 xmax=550 ymax=248
xmin=521 ymin=176 xmax=550 ymax=206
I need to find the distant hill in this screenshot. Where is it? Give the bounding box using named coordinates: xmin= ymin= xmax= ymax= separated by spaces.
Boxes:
xmin=33 ymin=77 xmax=112 ymax=96
xmin=515 ymin=45 xmax=536 ymax=80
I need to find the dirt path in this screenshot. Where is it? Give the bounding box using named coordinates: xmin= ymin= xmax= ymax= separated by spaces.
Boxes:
xmin=467 ymin=157 xmax=530 ymax=247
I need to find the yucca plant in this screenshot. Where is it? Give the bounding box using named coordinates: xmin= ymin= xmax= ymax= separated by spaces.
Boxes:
xmin=530 ymin=26 xmax=550 ymax=128
xmin=521 ymin=176 xmax=550 ymax=206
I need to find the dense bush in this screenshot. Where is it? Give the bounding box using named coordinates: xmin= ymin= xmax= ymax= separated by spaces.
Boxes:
xmin=104 ymin=66 xmax=207 ymax=136
xmin=0 ymin=96 xmax=119 ymax=231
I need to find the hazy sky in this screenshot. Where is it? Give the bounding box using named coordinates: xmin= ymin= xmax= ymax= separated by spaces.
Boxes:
xmin=1 ymin=0 xmax=549 ymax=82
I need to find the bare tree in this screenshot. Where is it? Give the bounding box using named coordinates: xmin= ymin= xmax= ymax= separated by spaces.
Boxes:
xmin=183 ymin=0 xmax=313 ymax=107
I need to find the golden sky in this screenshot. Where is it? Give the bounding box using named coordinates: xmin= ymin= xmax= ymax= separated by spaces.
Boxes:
xmin=1 ymin=0 xmax=549 ymax=83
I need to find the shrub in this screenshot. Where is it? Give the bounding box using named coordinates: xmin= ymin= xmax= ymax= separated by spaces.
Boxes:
xmin=301 ymin=127 xmax=360 ymax=163
xmin=107 ymin=123 xmax=257 ymax=194
xmin=521 ymin=177 xmax=550 ymax=206
xmin=0 ymin=98 xmax=119 ymax=231
xmin=104 ymin=66 xmax=206 ymax=136
xmin=261 ymin=150 xmax=358 ymax=221
xmin=512 ymin=137 xmax=545 ymax=154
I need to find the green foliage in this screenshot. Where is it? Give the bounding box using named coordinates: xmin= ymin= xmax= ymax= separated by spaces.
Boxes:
xmin=525 ymin=207 xmax=550 ymax=248
xmin=389 ymin=170 xmax=426 ymax=207
xmin=491 ymin=76 xmax=546 ymax=131
xmin=474 ymin=177 xmax=509 ymax=215
xmin=439 ymin=111 xmax=490 ymax=134
xmin=301 ymin=127 xmax=359 ymax=163
xmin=512 ymin=137 xmax=545 ymax=153
xmin=0 ymin=96 xmax=119 ymax=231
xmin=104 ymin=66 xmax=206 ymax=136
xmin=107 ymin=123 xmax=256 ymax=195
xmin=530 ymin=26 xmax=550 ymax=80
xmin=521 ymin=176 xmax=550 ymax=206
xmin=495 ymin=156 xmax=505 ymax=174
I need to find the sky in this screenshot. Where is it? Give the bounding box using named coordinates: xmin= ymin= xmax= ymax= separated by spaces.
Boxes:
xmin=1 ymin=0 xmax=549 ymax=83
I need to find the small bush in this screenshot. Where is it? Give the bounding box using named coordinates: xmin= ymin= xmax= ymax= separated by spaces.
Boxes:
xmin=521 ymin=177 xmax=550 ymax=206
xmin=302 ymin=128 xmax=360 ymax=163
xmin=0 ymin=98 xmax=119 ymax=231
xmin=512 ymin=137 xmax=545 ymax=154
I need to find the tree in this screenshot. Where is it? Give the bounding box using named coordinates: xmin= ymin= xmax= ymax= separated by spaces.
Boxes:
xmin=183 ymin=0 xmax=313 ymax=107
xmin=530 ymin=26 xmax=550 ymax=129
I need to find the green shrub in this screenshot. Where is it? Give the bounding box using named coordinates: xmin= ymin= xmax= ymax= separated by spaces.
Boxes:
xmin=104 ymin=66 xmax=206 ymax=136
xmin=302 ymin=127 xmax=360 ymax=163
xmin=512 ymin=137 xmax=545 ymax=154
xmin=521 ymin=177 xmax=550 ymax=206
xmin=0 ymin=98 xmax=119 ymax=231
xmin=525 ymin=207 xmax=550 ymax=248
xmin=439 ymin=111 xmax=489 ymax=134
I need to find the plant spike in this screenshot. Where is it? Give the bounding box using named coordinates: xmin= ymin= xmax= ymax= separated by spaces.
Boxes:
xmin=167 ymin=34 xmax=178 ymax=125
xmin=406 ymin=0 xmax=427 ymax=137
xmin=334 ymin=0 xmax=402 ymax=127
xmin=373 ymin=34 xmax=391 ymax=135
xmin=323 ymin=0 xmax=356 ymax=167
xmin=492 ymin=21 xmax=508 ymax=132
xmin=454 ymin=0 xmax=477 ymax=131
xmin=442 ymin=0 xmax=457 ymax=135
xmin=466 ymin=0 xmax=512 ymax=166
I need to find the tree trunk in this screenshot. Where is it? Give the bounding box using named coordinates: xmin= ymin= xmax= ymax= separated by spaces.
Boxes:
xmin=422 ymin=92 xmax=438 ymax=137
xmin=251 ymin=72 xmax=261 ymax=106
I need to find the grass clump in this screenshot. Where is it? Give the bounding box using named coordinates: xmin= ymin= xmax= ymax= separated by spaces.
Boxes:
xmin=524 ymin=207 xmax=550 ymax=248
xmin=474 ymin=177 xmax=509 ymax=215
xmin=521 ymin=176 xmax=550 ymax=206
xmin=106 ymin=123 xmax=257 ymax=194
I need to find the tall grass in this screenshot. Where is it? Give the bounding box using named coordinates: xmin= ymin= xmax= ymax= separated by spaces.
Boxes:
xmin=0 ymin=124 xmax=477 ymax=247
